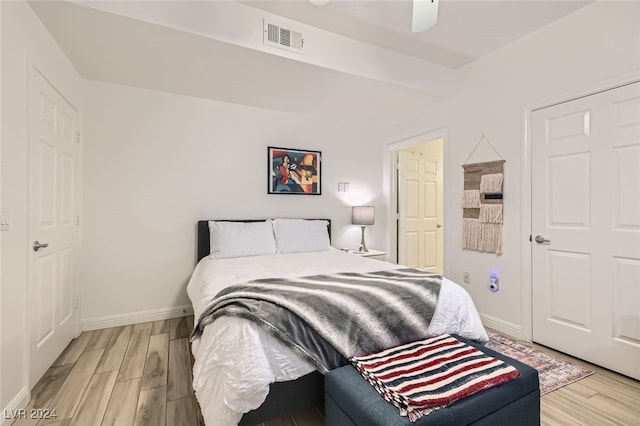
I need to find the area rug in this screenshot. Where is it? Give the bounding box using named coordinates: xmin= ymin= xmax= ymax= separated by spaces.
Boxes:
xmin=485 ymin=331 xmax=594 ymax=395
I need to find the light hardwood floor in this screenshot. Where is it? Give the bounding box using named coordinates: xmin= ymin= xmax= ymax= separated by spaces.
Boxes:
xmin=12 ymin=318 xmax=640 ymax=425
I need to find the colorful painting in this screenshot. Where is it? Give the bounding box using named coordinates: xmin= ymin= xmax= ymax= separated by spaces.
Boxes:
xmin=268 ymin=146 xmax=321 ymax=195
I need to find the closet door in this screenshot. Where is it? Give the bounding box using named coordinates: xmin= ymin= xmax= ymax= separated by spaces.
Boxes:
xmin=531 ymin=81 xmax=640 ymax=379
xmin=28 ymin=66 xmax=80 ymax=386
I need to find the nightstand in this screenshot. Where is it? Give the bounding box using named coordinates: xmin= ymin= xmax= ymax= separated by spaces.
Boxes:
xmin=349 ymin=249 xmax=387 ymax=261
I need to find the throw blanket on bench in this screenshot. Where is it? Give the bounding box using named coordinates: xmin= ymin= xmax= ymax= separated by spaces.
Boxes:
xmin=193 ymin=268 xmax=442 ymax=372
xmin=350 ymin=334 xmax=521 ymax=422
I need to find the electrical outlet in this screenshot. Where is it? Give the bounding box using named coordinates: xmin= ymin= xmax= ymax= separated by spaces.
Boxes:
xmin=489 ymin=273 xmax=499 ymax=292
xmin=463 ymin=272 xmax=470 ymax=283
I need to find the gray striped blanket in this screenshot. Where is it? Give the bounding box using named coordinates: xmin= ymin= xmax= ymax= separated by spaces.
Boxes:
xmin=193 ymin=268 xmax=442 ymax=373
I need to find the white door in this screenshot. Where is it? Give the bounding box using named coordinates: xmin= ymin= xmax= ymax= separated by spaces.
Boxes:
xmin=28 ymin=67 xmax=80 ymax=386
xmin=532 ymin=81 xmax=640 ymax=380
xmin=398 ymin=147 xmax=443 ymax=273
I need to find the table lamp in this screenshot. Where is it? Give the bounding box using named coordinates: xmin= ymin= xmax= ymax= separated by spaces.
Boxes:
xmin=352 ymin=206 xmax=375 ymax=252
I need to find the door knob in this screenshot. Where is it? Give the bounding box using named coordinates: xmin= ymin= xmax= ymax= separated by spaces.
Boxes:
xmin=534 ymin=235 xmax=550 ymax=244
xmin=33 ymin=241 xmax=49 ymax=252
xmin=436 ymin=224 xmax=442 ymax=228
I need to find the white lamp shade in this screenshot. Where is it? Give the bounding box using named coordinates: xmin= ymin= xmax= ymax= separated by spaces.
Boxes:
xmin=352 ymin=206 xmax=375 ymax=225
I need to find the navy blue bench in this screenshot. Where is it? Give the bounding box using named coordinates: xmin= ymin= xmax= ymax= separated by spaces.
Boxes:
xmin=325 ymin=335 xmax=540 ymax=426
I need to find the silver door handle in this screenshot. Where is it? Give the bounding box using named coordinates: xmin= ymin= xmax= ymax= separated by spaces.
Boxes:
xmin=33 ymin=241 xmax=49 ymax=252
xmin=534 ymin=235 xmax=550 ymax=244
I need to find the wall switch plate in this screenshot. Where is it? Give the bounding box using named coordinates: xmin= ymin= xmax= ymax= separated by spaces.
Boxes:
xmin=0 ymin=208 xmax=9 ymax=231
xmin=463 ymin=272 xmax=470 ymax=283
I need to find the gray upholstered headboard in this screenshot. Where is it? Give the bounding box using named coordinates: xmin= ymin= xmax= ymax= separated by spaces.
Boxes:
xmin=196 ymin=219 xmax=331 ymax=262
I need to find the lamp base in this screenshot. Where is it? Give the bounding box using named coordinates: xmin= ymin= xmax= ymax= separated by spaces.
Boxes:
xmin=358 ymin=225 xmax=369 ymax=252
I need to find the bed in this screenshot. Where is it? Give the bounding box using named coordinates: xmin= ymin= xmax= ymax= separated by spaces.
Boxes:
xmin=187 ymin=219 xmax=489 ymax=426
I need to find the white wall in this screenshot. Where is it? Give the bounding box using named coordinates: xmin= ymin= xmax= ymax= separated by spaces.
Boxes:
xmin=81 ymin=81 xmax=386 ymax=327
xmin=0 ymin=0 xmax=83 ymax=419
xmin=384 ymin=1 xmax=640 ymax=338
xmin=0 ymin=0 xmax=4 ymax=411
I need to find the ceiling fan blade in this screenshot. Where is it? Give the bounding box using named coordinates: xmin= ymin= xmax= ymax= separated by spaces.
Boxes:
xmin=412 ymin=0 xmax=439 ymax=32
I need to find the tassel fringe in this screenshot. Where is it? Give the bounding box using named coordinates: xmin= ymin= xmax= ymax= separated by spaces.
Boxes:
xmin=462 ymin=219 xmax=503 ymax=255
xmin=461 ymin=190 xmax=481 ymax=208
xmin=480 ymin=173 xmax=504 ymax=193
xmin=461 ymin=219 xmax=482 ymax=250
xmin=479 ymin=204 xmax=503 ymax=223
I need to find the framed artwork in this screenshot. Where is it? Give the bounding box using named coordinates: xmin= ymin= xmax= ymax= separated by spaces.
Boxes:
xmin=268 ymin=146 xmax=321 ymax=195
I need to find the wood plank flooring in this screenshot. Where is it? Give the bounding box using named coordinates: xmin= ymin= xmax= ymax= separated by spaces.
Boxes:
xmin=535 ymin=343 xmax=640 ymax=426
xmin=12 ymin=316 xmax=197 ymax=426
xmin=13 ymin=318 xmax=640 ymax=425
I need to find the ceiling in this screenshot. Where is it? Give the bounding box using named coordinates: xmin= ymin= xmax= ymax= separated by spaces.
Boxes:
xmin=242 ymin=0 xmax=590 ymax=68
xmin=28 ymin=0 xmax=591 ymax=127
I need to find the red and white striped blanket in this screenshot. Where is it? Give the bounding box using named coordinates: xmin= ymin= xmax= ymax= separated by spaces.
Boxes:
xmin=350 ymin=334 xmax=521 ymax=422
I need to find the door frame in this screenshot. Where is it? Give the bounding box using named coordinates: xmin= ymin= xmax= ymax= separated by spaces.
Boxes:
xmin=386 ymin=127 xmax=449 ymax=267
xmin=26 ymin=58 xmax=83 ymax=389
xmin=520 ymin=68 xmax=640 ymax=343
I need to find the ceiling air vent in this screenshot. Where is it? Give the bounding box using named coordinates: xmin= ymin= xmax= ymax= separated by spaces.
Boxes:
xmin=264 ymin=19 xmax=304 ymax=53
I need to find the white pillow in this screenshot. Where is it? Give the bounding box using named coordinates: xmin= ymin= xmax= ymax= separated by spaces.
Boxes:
xmin=272 ymin=219 xmax=330 ymax=254
xmin=209 ymin=221 xmax=276 ymax=259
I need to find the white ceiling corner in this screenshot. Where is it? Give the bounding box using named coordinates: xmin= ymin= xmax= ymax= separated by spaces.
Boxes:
xmin=28 ymin=0 xmax=592 ymax=127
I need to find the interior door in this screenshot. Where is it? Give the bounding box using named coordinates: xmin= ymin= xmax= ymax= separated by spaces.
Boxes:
xmin=532 ymin=81 xmax=640 ymax=380
xmin=28 ymin=67 xmax=80 ymax=386
xmin=398 ymin=148 xmax=443 ymax=273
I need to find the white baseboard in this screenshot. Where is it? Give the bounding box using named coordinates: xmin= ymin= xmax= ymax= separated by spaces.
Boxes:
xmin=480 ymin=313 xmax=526 ymax=341
xmin=81 ymin=305 xmax=194 ymax=331
xmin=1 ymin=387 xmax=29 ymax=426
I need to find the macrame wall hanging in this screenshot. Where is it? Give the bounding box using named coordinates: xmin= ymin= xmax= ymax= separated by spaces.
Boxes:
xmin=461 ymin=135 xmax=505 ymax=255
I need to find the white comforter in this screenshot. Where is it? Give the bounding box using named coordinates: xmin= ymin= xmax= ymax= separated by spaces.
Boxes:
xmin=187 ymin=249 xmax=488 ymax=426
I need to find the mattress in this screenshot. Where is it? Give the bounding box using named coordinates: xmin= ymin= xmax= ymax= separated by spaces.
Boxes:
xmin=187 ymin=249 xmax=488 ymax=426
